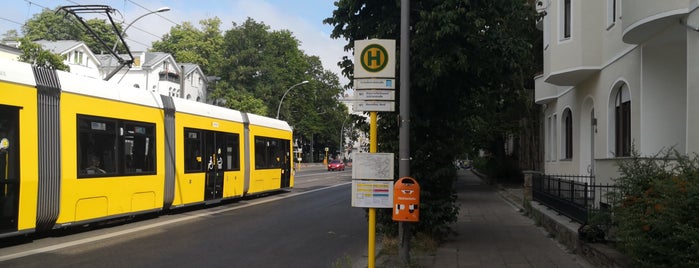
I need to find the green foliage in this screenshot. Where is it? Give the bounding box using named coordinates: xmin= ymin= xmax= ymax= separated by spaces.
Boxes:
xmin=326 ymin=0 xmax=540 ymax=240
xmin=151 ymin=18 xmax=224 ymax=74
xmin=2 ymin=30 xmax=20 ymax=41
xmin=579 ymin=209 xmax=612 ymax=243
xmin=613 ymin=149 xmax=699 ymax=267
xmin=18 ymin=38 xmax=69 ymax=71
xmin=22 ymin=8 xmax=122 ymax=54
xmin=208 ymin=81 xmax=268 ymax=115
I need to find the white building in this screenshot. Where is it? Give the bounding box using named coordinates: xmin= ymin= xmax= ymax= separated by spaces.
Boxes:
xmin=99 ymin=52 xmax=208 ymax=102
xmin=535 ymin=0 xmax=699 ymax=183
xmin=0 ymin=43 xmax=21 ymax=61
xmin=340 ymin=94 xmax=370 ymax=161
xmin=36 ymin=40 xmax=102 ymax=79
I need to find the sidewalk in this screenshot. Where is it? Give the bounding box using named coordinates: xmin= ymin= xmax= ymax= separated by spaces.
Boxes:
xmin=376 ymin=170 xmax=594 ymax=267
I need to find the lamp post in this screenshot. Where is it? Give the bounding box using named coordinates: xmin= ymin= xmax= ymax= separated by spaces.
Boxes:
xmin=339 ymin=115 xmax=350 ymax=160
xmin=105 ymin=6 xmax=170 ymax=81
xmin=276 ymin=80 xmax=309 ymax=119
xmin=113 ymin=7 xmax=171 ymax=53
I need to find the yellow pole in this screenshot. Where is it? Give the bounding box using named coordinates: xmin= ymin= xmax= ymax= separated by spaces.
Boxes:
xmin=368 ymin=111 xmax=378 ymax=268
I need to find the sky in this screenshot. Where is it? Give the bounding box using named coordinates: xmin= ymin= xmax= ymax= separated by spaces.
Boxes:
xmin=0 ymin=0 xmax=350 ymax=86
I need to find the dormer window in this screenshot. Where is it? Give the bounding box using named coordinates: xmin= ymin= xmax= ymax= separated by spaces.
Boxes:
xmin=73 ymin=51 xmax=84 ymax=65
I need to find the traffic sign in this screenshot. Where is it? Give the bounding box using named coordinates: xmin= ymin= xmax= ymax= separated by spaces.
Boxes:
xmin=353 ymin=101 xmax=395 ymax=112
xmin=355 ymin=78 xmax=395 ymax=89
xmin=354 ymin=90 xmax=395 ymax=101
xmin=354 ymin=39 xmax=396 ymax=78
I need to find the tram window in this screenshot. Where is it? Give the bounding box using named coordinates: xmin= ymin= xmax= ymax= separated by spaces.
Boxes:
xmin=224 ymin=133 xmax=240 ymax=171
xmin=184 ymin=129 xmax=203 ymax=172
xmin=77 ymin=115 xmax=155 ymax=178
xmin=78 ymin=117 xmax=117 ymax=176
xmin=123 ymin=123 xmax=155 ymax=174
xmin=184 ymin=129 xmax=239 ymax=172
xmin=255 ymin=137 xmax=285 ymax=169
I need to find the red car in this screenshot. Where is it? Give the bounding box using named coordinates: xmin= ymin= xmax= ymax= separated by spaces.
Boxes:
xmin=327 ymin=159 xmax=345 ymax=171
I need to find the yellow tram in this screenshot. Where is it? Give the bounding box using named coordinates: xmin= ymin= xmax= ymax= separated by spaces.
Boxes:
xmin=0 ymin=59 xmax=294 ymax=238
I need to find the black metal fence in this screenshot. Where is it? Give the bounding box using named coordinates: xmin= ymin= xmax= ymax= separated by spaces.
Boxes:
xmin=532 ymin=173 xmax=619 ymax=224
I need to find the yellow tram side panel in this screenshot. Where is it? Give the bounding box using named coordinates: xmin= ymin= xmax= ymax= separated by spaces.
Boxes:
xmin=57 ymin=92 xmax=166 ymax=224
xmin=0 ymin=81 xmax=39 ymax=232
xmin=172 ymin=112 xmax=245 ymax=206
xmin=247 ymin=124 xmax=294 ymax=194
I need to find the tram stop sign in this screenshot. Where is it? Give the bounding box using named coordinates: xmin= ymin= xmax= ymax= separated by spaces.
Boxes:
xmin=354 ymin=39 xmax=395 ymax=78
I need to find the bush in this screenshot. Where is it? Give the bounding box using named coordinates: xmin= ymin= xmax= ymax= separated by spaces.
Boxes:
xmin=613 ymin=149 xmax=699 ymax=267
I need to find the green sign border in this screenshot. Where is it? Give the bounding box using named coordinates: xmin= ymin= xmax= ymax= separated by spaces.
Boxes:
xmin=360 ymin=44 xmax=388 ymax=73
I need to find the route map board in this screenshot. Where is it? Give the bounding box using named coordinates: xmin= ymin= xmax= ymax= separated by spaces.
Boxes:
xmin=352 ymin=153 xmax=394 ymax=180
xmin=351 ymin=153 xmax=394 ymax=208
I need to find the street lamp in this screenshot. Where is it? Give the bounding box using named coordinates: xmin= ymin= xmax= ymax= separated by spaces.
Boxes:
xmin=339 ymin=115 xmax=350 ymax=160
xmin=113 ymin=7 xmax=171 ymax=53
xmin=276 ymin=80 xmax=310 ymax=119
xmin=105 ymin=6 xmax=170 ymax=81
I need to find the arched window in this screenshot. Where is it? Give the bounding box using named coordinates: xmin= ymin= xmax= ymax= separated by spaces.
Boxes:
xmin=562 ymin=108 xmax=573 ymax=159
xmin=614 ymin=84 xmax=631 ymax=157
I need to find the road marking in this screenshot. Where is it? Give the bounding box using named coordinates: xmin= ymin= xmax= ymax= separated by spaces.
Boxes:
xmin=0 ymin=182 xmax=351 ymax=262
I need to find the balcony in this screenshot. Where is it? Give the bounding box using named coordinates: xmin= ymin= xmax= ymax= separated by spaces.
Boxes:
xmin=159 ymin=71 xmax=180 ymax=83
xmin=544 ymin=67 xmax=600 ymax=87
xmin=622 ymin=0 xmax=696 ymax=44
xmin=535 ymin=73 xmax=558 ymax=104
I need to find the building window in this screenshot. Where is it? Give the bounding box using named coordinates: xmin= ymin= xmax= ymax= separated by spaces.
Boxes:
xmin=606 ymin=0 xmax=616 ymax=28
xmin=73 ymin=51 xmax=83 ymax=64
xmin=614 ymin=84 xmax=631 ymax=157
xmin=546 ymin=114 xmax=558 ymax=161
xmin=562 ymin=0 xmax=571 ymax=39
xmin=553 ymin=114 xmax=558 ymax=160
xmin=546 ymin=116 xmax=551 ymax=161
xmin=544 ymin=11 xmax=550 ymax=49
xmin=562 ymin=108 xmax=573 ymax=159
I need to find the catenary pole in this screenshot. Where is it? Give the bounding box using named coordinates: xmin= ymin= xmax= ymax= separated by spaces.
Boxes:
xmin=398 ymin=0 xmax=411 ymax=263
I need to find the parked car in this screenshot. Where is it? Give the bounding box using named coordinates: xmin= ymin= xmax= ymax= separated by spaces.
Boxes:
xmin=327 ymin=159 xmax=345 ymax=171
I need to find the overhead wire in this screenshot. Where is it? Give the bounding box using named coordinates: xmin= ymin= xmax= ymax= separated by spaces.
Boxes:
xmin=8 ymin=0 xmax=175 ymax=50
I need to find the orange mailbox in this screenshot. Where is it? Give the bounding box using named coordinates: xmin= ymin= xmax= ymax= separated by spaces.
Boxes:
xmin=393 ymin=177 xmax=420 ymax=222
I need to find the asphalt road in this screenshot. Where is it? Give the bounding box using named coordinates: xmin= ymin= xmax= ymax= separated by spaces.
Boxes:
xmin=0 ymin=166 xmax=367 ymax=268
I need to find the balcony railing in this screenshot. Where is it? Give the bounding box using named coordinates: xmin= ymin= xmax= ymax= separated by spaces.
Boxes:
xmin=159 ymin=71 xmax=180 ymax=83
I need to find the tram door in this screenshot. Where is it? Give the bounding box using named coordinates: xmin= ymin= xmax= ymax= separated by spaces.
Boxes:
xmin=0 ymin=106 xmax=19 ymax=232
xmin=280 ymin=141 xmax=291 ymax=188
xmin=204 ymin=132 xmax=225 ymax=201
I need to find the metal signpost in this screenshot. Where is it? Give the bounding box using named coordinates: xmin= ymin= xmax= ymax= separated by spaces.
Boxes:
xmin=352 ymin=39 xmax=395 ymax=268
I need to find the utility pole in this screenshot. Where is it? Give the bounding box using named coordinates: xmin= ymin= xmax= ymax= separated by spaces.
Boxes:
xmin=398 ymin=0 xmax=412 ymax=264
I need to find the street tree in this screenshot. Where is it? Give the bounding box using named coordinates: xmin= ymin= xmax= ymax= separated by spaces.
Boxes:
xmin=17 ymin=37 xmax=69 ymax=71
xmin=1 ymin=29 xmax=20 ymax=41
xmin=215 ymin=18 xmax=347 ymax=161
xmin=151 ymin=17 xmax=224 ymax=74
